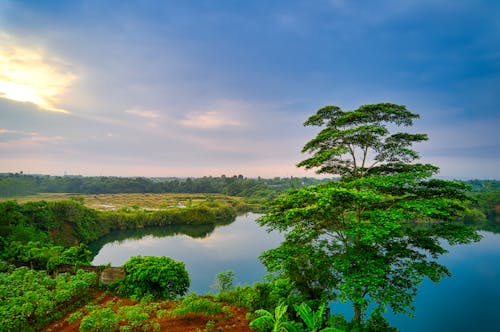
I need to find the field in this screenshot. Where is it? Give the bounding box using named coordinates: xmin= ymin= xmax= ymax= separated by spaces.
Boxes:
xmin=0 ymin=193 xmax=246 ymax=211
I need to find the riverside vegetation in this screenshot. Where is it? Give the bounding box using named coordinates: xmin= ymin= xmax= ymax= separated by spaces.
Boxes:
xmin=0 ymin=103 xmax=498 ymax=331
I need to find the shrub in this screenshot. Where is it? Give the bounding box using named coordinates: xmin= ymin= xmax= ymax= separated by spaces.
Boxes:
xmin=121 ymin=256 xmax=190 ymax=300
xmin=170 ymin=294 xmax=222 ymax=316
xmin=79 ymin=307 xmax=119 ymax=332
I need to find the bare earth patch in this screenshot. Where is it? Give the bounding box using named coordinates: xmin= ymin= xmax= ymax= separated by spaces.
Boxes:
xmin=43 ymin=292 xmax=251 ymax=332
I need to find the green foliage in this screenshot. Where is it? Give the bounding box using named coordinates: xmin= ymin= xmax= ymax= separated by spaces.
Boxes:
xmin=212 ymin=269 xmax=235 ymax=293
xmin=216 ymin=277 xmax=301 ymax=313
xmin=78 ymin=301 xmax=161 ymax=332
xmin=170 ymin=294 xmax=223 ymax=316
xmin=260 ymin=103 xmax=481 ymax=328
xmin=0 ymin=260 xmax=14 ymax=273
xmin=1 ymin=241 xmax=91 ymax=272
xmin=250 ymin=304 xmax=300 ymax=332
xmin=0 ymin=173 xmax=327 ymax=201
xmin=79 ymin=306 xmax=120 ymax=332
xmin=0 ymin=267 xmax=96 ymax=331
xmin=67 ymin=309 xmax=84 ymax=323
xmin=468 ymin=187 xmax=500 ymax=222
xmin=0 ymin=198 xmax=241 ymax=253
xmin=205 ymin=319 xmax=216 ymax=332
xmin=294 ymin=303 xmax=325 ymax=332
xmin=121 ymin=256 xmax=190 ymax=300
xmin=365 ymin=311 xmax=397 ymax=332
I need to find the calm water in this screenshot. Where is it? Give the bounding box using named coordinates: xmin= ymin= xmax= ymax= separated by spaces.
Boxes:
xmin=91 ymin=214 xmax=500 ymax=331
xmin=91 ymin=213 xmax=283 ymax=293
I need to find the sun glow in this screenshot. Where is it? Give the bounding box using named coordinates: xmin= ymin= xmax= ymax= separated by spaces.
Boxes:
xmin=0 ymin=35 xmax=76 ymax=113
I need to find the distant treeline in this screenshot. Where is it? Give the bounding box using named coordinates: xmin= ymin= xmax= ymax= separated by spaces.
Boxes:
xmin=465 ymin=180 xmax=499 ymax=223
xmin=0 ymin=173 xmax=328 ymax=199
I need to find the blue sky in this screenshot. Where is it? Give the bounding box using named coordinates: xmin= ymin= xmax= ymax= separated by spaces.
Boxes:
xmin=0 ymin=0 xmax=498 ymax=178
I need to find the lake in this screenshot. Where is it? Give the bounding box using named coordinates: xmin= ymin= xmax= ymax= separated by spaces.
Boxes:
xmin=91 ymin=213 xmax=500 ymax=331
xmin=91 ymin=213 xmax=283 ymax=293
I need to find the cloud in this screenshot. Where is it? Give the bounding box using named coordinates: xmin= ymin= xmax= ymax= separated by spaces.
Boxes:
xmin=179 ymin=111 xmax=240 ymax=129
xmin=0 ymin=128 xmax=20 ymax=134
xmin=0 ymin=129 xmax=64 ymax=153
xmin=125 ymin=108 xmax=161 ymax=119
xmin=178 ymin=100 xmax=248 ymax=129
xmin=0 ymin=32 xmax=77 ymax=114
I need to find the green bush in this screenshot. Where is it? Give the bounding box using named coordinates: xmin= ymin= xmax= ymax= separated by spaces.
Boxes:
xmin=170 ymin=294 xmax=222 ymax=316
xmin=216 ymin=277 xmax=301 ymax=312
xmin=121 ymin=256 xmax=190 ymax=300
xmin=0 ymin=267 xmax=96 ymax=331
xmin=79 ymin=306 xmax=119 ymax=332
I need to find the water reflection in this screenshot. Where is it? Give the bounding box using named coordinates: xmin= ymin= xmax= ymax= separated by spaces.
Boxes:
xmin=91 ymin=213 xmax=283 ymax=293
xmin=91 ymin=215 xmax=500 ymax=331
xmin=330 ymin=231 xmax=500 ymax=332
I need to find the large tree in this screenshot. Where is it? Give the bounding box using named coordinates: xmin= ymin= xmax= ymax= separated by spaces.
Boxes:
xmin=259 ymin=103 xmax=480 ymax=328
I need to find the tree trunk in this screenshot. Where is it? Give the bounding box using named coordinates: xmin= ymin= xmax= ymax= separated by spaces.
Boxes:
xmin=353 ymin=304 xmax=362 ymax=329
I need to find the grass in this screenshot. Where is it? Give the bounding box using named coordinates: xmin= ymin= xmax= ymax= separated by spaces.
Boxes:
xmin=0 ymin=193 xmax=247 ymax=211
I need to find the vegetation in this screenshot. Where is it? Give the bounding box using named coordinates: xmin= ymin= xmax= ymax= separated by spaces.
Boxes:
xmin=169 ymin=294 xmax=223 ymax=316
xmin=120 ymin=256 xmax=190 ymax=300
xmin=212 ymin=270 xmax=236 ymax=293
xmin=0 ymin=173 xmax=327 ymax=203
xmin=78 ymin=301 xmax=162 ymax=332
xmin=250 ymin=304 xmax=299 ymax=332
xmin=0 ymin=197 xmax=240 ymax=250
xmin=0 ymin=104 xmax=497 ymax=331
xmin=259 ymin=103 xmax=481 ymax=329
xmin=0 ymin=266 xmax=97 ymax=331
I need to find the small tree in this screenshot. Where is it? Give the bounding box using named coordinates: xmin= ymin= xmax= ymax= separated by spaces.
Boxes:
xmin=212 ymin=270 xmax=235 ymax=293
xmin=260 ymin=103 xmax=480 ymax=328
xmin=122 ymin=256 xmax=190 ymax=299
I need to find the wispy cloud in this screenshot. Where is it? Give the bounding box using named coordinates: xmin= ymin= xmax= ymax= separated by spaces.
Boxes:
xmin=125 ymin=108 xmax=161 ymax=119
xmin=179 ymin=111 xmax=240 ymax=129
xmin=0 ymin=32 xmax=77 ymax=114
xmin=0 ymin=129 xmax=64 ymax=152
xmin=0 ymin=1 xmax=497 ymax=178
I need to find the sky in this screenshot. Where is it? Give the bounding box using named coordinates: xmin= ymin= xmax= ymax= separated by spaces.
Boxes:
xmin=0 ymin=0 xmax=498 ymax=179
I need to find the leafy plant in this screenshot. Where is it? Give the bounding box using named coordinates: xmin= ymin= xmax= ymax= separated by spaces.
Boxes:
xmin=121 ymin=255 xmax=190 ymax=300
xmin=294 ymin=303 xmax=344 ymax=332
xmin=0 ymin=267 xmax=96 ymax=331
xmin=79 ymin=307 xmax=119 ymax=332
xmin=170 ymin=294 xmax=222 ymax=316
xmin=249 ymin=304 xmax=298 ymax=332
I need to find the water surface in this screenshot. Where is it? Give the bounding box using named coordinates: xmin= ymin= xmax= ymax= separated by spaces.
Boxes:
xmin=92 ymin=215 xmax=500 ymax=331
xmin=91 ymin=213 xmax=283 ymax=293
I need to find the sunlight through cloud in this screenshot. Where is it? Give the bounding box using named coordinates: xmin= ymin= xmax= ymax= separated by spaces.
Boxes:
xmin=0 ymin=33 xmax=77 ymax=114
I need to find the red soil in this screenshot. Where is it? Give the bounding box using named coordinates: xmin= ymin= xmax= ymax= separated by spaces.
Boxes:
xmin=43 ymin=292 xmax=252 ymax=332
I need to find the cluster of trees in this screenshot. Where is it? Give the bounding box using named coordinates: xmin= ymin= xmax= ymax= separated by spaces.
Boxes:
xmin=467 ymin=180 xmax=499 ymax=222
xmin=0 ymin=173 xmax=326 ymax=199
xmin=3 ymin=201 xmax=237 ymax=244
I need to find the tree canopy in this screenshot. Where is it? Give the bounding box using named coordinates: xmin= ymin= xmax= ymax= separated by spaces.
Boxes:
xmin=259 ymin=103 xmax=480 ymax=329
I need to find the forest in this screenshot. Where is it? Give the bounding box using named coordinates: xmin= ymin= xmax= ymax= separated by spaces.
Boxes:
xmin=0 ymin=173 xmax=326 ymax=198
